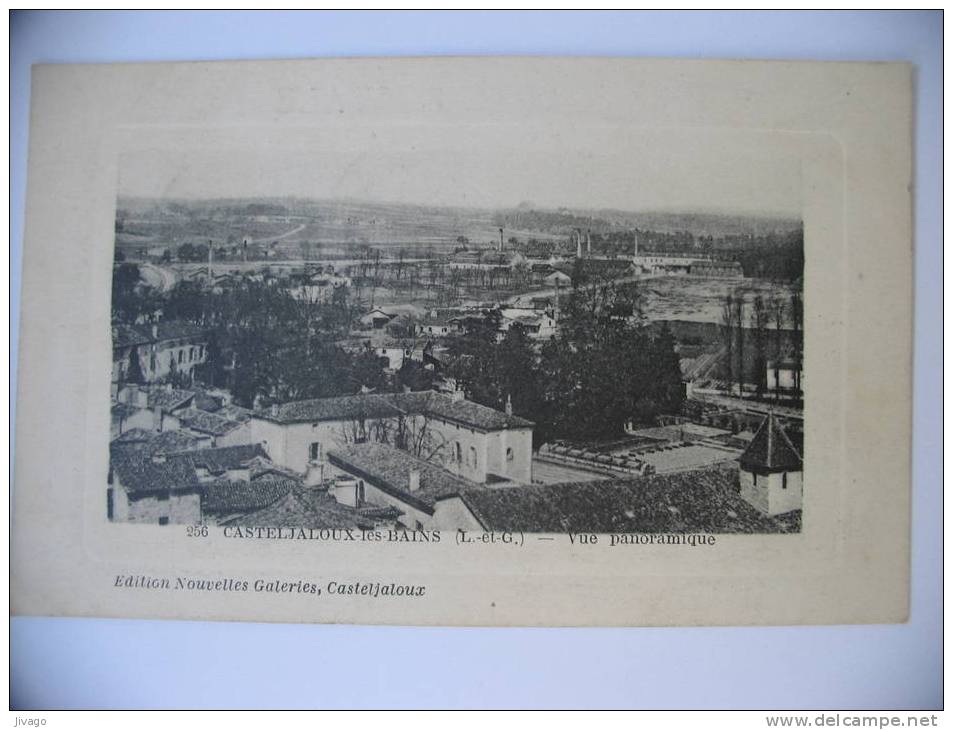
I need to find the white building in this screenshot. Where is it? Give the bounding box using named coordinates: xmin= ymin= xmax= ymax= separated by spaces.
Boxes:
xmin=248 ymin=390 xmax=534 ymax=486
xmin=738 ymin=413 xmax=803 ymax=516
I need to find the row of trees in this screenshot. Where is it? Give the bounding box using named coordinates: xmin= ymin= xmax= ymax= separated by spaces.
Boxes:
xmin=721 ymin=290 xmax=802 ymax=400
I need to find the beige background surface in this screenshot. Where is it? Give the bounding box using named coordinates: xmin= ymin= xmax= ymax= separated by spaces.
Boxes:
xmin=12 ymin=58 xmax=912 ymax=626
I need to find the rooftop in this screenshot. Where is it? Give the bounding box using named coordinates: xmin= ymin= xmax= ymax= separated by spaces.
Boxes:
xmin=328 ymin=442 xmax=479 ymax=512
xmin=740 ymin=413 xmax=803 ymax=473
xmin=148 ymin=388 xmax=195 ymax=412
xmin=110 ymin=451 xmax=199 ymax=497
xmin=254 ymin=390 xmax=533 ymax=432
xmin=110 ymin=428 xmax=205 ymax=457
xmin=201 ymin=474 xmax=297 ymax=514
xmin=168 ymin=443 xmax=269 ymax=474
xmin=442 ymin=464 xmax=800 ymax=534
xmin=178 ymin=408 xmax=243 ymax=437
xmin=112 ymin=321 xmax=207 ymax=349
xmin=225 ymin=489 xmax=376 ymax=529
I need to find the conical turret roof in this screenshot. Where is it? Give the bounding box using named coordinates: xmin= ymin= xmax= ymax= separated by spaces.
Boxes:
xmin=740 ymin=412 xmax=803 ymax=473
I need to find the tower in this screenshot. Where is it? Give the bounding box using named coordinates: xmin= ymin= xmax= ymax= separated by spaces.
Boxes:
xmin=739 ymin=412 xmax=803 ymax=516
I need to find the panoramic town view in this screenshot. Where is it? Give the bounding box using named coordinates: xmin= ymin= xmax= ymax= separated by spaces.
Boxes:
xmin=109 ymin=195 xmax=804 ymax=534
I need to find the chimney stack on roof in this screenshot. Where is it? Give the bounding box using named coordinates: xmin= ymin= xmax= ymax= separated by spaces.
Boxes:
xmin=505 ymin=394 xmax=513 ymax=416
xmin=408 ymin=469 xmax=421 ymax=492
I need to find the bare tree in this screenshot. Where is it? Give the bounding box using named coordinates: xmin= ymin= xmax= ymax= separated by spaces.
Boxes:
xmin=734 ymin=294 xmax=745 ymax=397
xmin=790 ymin=291 xmax=802 ymax=395
xmin=722 ymin=293 xmax=735 ymax=395
xmin=752 ymin=294 xmax=769 ymax=398
xmin=773 ymin=298 xmax=785 ymax=403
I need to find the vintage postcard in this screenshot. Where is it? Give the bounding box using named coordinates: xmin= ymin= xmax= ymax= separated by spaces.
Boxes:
xmin=12 ymin=58 xmax=912 ymax=626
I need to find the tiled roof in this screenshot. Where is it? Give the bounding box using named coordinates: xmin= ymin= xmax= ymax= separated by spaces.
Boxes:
xmin=111 ymin=452 xmax=199 ymax=497
xmin=402 ymin=392 xmax=533 ymax=431
xmin=111 ymin=402 xmax=139 ymax=420
xmin=740 ymin=414 xmax=803 ymax=473
xmin=112 ymin=323 xmax=151 ymax=349
xmin=328 ymin=442 xmax=478 ymax=512
xmin=245 ymin=456 xmax=301 ymax=481
xmin=256 ymin=394 xmax=403 ymax=424
xmin=190 ymin=390 xmax=224 ymax=413
xmin=441 ymin=464 xmax=801 ymax=534
xmin=201 ymin=475 xmax=297 ymax=514
xmin=111 ymin=321 xmax=207 ymax=349
xmin=253 ymin=390 xmax=533 ymax=431
xmin=178 ymin=408 xmax=243 ymax=437
xmin=226 ymin=489 xmax=373 ymax=529
xmin=217 ymin=404 xmax=252 ymax=423
xmin=148 ymin=388 xmax=195 ymax=411
xmin=110 ymin=428 xmax=204 ymax=457
xmin=170 ymin=443 xmax=268 ymax=474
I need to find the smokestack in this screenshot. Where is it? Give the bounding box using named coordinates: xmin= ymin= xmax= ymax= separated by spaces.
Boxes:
xmin=505 ymin=394 xmax=513 ymax=416
xmin=634 ymin=231 xmax=639 ymax=258
xmin=208 ymin=239 xmax=213 ymax=282
xmin=499 ymin=228 xmax=504 ymax=253
xmin=408 ymin=469 xmax=421 ymax=492
xmin=575 ymin=231 xmax=582 ymax=259
xmin=587 ymin=228 xmax=591 ymax=257
xmin=242 ymin=238 xmax=248 ymax=263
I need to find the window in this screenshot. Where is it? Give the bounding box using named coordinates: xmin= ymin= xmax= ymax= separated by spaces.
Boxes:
xmin=150 ymin=352 xmax=156 ymax=372
xmin=309 ymin=442 xmax=322 ymax=463
xmin=506 ymin=447 xmax=514 ymax=462
xmin=156 ymin=493 xmax=169 ymax=502
xmin=106 ymin=488 xmax=114 ymax=520
xmin=454 ymin=442 xmax=462 ymax=463
xmin=158 ymin=517 xmax=169 ymax=526
xmin=753 ymin=473 xmax=758 ymax=487
xmin=782 ymin=473 xmax=788 ymax=490
xmin=189 ymin=347 xmax=195 ymax=361
xmin=178 ymin=350 xmax=184 ymax=364
xmin=357 ymin=481 xmax=365 ymax=505
xmin=469 ymin=446 xmax=477 ymax=468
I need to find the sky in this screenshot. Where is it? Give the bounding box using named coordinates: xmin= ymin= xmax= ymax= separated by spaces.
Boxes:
xmin=118 ymin=125 xmax=804 ymax=218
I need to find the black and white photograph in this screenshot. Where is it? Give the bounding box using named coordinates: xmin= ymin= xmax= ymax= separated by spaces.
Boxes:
xmin=108 ymin=137 xmax=805 ymax=535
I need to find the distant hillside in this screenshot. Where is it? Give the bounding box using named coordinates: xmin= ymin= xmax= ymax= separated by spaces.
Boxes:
xmin=493 ymin=207 xmax=801 ymax=239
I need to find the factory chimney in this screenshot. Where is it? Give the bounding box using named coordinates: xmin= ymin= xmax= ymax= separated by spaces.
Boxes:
xmin=586 ymin=228 xmax=591 ymax=257
xmin=499 ymin=228 xmax=504 ymax=253
xmin=207 ymin=239 xmax=213 ymax=282
xmin=575 ymin=230 xmax=582 ymax=259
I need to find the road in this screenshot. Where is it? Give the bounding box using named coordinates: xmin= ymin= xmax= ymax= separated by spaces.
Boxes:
xmin=249 ymin=222 xmax=307 ymax=244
